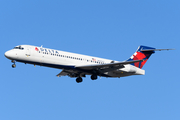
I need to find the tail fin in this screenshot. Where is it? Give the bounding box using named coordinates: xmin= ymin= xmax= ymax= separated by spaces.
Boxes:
xmin=127 ymin=45 xmax=155 ymax=69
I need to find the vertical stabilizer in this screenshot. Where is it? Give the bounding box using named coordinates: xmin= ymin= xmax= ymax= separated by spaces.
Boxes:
xmin=127 ymin=45 xmax=155 ymax=69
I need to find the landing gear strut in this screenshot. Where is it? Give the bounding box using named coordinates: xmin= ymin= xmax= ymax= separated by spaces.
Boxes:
xmin=11 ymin=60 xmax=16 ymax=68
xmin=76 ymin=77 xmax=83 ymax=83
xmin=91 ymin=75 xmax=97 ymax=80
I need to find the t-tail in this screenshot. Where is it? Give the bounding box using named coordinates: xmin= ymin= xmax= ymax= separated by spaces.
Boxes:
xmin=127 ymin=45 xmax=174 ymax=69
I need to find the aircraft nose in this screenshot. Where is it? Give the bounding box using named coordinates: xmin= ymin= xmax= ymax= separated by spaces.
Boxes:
xmin=4 ymin=50 xmax=12 ymax=59
xmin=5 ymin=51 xmax=9 ymax=58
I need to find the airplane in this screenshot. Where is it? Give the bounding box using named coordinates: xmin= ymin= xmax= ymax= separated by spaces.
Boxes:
xmin=4 ymin=45 xmax=173 ymax=83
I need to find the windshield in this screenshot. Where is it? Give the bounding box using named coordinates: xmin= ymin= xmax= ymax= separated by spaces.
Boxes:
xmin=13 ymin=46 xmax=24 ymax=50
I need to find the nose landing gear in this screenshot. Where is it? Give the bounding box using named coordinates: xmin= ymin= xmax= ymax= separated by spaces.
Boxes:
xmin=11 ymin=60 xmax=16 ymax=68
xmin=12 ymin=64 xmax=16 ymax=68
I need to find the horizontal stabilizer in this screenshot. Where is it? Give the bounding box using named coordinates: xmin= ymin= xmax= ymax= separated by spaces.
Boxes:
xmin=141 ymin=48 xmax=175 ymax=52
xmin=127 ymin=45 xmax=175 ymax=69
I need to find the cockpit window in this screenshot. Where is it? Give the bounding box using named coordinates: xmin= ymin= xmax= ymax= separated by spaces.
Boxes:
xmin=13 ymin=46 xmax=24 ymax=50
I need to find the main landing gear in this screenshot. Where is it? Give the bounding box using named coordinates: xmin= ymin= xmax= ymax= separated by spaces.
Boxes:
xmin=11 ymin=60 xmax=16 ymax=68
xmin=76 ymin=77 xmax=83 ymax=83
xmin=91 ymin=75 xmax=97 ymax=80
xmin=75 ymin=75 xmax=98 ymax=83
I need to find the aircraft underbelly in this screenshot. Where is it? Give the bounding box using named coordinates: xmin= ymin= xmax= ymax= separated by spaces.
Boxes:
xmin=107 ymin=71 xmax=135 ymax=77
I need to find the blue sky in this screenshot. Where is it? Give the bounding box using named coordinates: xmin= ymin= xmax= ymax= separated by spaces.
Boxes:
xmin=0 ymin=0 xmax=179 ymax=120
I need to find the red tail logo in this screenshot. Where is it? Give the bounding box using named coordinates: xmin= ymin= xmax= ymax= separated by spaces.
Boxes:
xmin=127 ymin=46 xmax=155 ymax=69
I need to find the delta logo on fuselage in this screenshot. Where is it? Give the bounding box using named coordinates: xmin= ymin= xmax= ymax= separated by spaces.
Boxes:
xmin=35 ymin=47 xmax=59 ymax=54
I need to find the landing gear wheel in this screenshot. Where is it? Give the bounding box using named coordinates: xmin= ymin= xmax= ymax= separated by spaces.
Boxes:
xmin=12 ymin=64 xmax=16 ymax=68
xmin=91 ymin=75 xmax=97 ymax=80
xmin=76 ymin=77 xmax=83 ymax=83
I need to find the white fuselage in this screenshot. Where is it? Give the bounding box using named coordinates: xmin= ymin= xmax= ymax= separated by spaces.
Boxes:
xmin=5 ymin=45 xmax=145 ymax=78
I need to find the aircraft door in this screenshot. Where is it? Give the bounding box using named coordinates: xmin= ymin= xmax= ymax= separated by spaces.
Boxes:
xmin=26 ymin=47 xmax=31 ymax=56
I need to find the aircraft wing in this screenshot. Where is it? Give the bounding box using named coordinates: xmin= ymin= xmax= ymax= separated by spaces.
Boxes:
xmin=56 ymin=69 xmax=69 ymax=77
xmin=56 ymin=69 xmax=87 ymax=78
xmin=75 ymin=59 xmax=144 ymax=70
xmin=56 ymin=59 xmax=144 ymax=77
